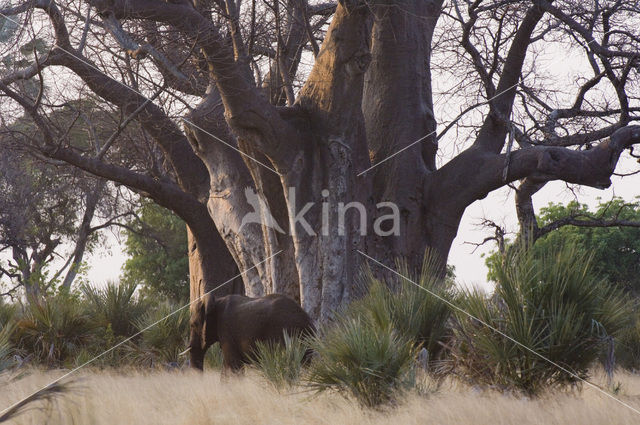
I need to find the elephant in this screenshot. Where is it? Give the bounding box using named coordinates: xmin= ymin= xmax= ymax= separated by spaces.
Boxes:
xmin=188 ymin=293 xmax=315 ymax=370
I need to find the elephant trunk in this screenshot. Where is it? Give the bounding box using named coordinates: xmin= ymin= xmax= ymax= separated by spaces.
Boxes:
xmin=189 ymin=345 xmax=205 ymax=370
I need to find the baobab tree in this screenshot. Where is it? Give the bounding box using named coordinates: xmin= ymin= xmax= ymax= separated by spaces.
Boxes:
xmin=1 ymin=0 xmax=639 ymax=368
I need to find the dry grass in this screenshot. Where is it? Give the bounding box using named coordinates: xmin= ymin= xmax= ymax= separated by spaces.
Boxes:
xmin=3 ymin=369 xmax=640 ymax=424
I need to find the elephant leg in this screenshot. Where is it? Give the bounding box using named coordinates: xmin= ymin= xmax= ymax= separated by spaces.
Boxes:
xmin=221 ymin=343 xmax=244 ymax=372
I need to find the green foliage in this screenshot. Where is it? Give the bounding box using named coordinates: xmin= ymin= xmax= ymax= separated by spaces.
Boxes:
xmin=0 ymin=299 xmax=16 ymax=328
xmin=0 ymin=15 xmax=19 ymax=42
xmin=0 ymin=141 xmax=108 ymax=296
xmin=204 ymin=343 xmax=224 ymax=370
xmin=250 ymin=332 xmax=308 ymax=389
xmin=121 ymin=201 xmax=189 ymax=302
xmin=0 ymin=322 xmax=15 ymax=371
xmin=81 ymin=280 xmax=148 ymax=338
xmin=487 ymin=198 xmax=640 ymax=293
xmin=308 ymin=317 xmax=418 ymax=408
xmin=615 ymin=311 xmax=640 ymax=371
xmin=15 ymin=294 xmax=97 ymax=366
xmin=131 ymin=302 xmax=190 ymax=366
xmin=455 ymin=243 xmax=632 ymax=395
xmin=350 ymin=252 xmax=454 ymax=364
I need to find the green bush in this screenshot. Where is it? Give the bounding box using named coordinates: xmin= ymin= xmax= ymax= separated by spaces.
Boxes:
xmin=452 ymin=243 xmax=632 ymax=395
xmin=307 ymin=317 xmax=418 ymax=408
xmin=82 ymin=280 xmax=149 ymax=338
xmin=250 ymin=332 xmax=308 ymax=389
xmin=350 ymin=252 xmax=454 ymax=365
xmin=131 ymin=302 xmax=190 ymax=366
xmin=0 ymin=322 xmax=15 ymax=371
xmin=205 ymin=343 xmax=224 ymax=370
xmin=15 ymin=294 xmax=97 ymax=366
xmin=615 ymin=308 xmax=640 ymax=371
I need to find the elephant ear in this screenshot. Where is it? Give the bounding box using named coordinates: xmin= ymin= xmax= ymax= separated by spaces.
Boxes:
xmin=201 ymin=292 xmax=218 ymax=345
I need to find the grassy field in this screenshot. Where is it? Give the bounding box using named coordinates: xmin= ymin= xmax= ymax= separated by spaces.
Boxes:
xmin=3 ymin=369 xmax=640 ymax=424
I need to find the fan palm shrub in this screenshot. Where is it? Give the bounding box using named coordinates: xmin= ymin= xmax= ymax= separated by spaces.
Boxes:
xmin=348 ymin=251 xmax=454 ymax=365
xmin=0 ymin=300 xmax=17 ymax=370
xmin=131 ymin=302 xmax=189 ymax=366
xmin=204 ymin=343 xmax=224 ymax=370
xmin=0 ymin=300 xmax=16 ymax=328
xmin=614 ymin=307 xmax=640 ymax=371
xmin=307 ymin=317 xmax=418 ymax=408
xmin=15 ymin=294 xmax=96 ymax=366
xmin=0 ymin=322 xmax=15 ymax=371
xmin=82 ymin=280 xmax=148 ymax=338
xmin=451 ymin=243 xmax=632 ymax=395
xmin=250 ymin=331 xmax=309 ymax=389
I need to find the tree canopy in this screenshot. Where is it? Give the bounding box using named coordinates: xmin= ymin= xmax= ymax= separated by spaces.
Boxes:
xmin=486 ymin=198 xmax=640 ymax=293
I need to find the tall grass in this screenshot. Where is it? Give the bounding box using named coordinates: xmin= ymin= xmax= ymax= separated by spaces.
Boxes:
xmin=6 ymin=369 xmax=640 ymax=425
xmin=451 ymin=243 xmax=632 ymax=394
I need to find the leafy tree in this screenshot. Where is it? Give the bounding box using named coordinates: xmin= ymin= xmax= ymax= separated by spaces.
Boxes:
xmin=0 ymin=149 xmax=86 ymax=298
xmin=0 ymin=100 xmax=139 ymax=298
xmin=487 ymin=198 xmax=640 ymax=293
xmin=121 ymin=201 xmax=189 ymax=302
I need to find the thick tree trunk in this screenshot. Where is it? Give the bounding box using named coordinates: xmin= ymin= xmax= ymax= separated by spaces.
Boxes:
xmin=363 ymin=0 xmax=443 ymax=270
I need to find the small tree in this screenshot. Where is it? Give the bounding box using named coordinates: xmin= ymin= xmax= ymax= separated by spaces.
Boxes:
xmin=487 ymin=198 xmax=640 ymax=293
